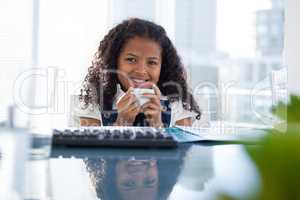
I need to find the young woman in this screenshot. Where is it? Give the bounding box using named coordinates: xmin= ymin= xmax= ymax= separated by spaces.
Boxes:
xmin=75 ymin=18 xmax=201 ymax=127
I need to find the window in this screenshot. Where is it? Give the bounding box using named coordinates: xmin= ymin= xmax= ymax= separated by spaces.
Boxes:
xmin=0 ymin=0 xmax=285 ymax=127
xmin=0 ymin=0 xmax=33 ymax=121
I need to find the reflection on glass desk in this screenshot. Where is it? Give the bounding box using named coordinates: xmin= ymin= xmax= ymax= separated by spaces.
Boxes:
xmin=48 ymin=143 xmax=260 ymax=200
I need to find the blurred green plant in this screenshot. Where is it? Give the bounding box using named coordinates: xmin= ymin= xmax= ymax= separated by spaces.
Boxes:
xmin=219 ymin=95 xmax=300 ymax=200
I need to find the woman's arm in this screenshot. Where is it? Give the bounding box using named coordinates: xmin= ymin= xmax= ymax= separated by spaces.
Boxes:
xmin=175 ymin=117 xmax=193 ymax=126
xmin=79 ymin=117 xmax=101 ymax=126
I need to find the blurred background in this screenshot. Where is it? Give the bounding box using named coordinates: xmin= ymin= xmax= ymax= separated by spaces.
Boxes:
xmin=0 ymin=0 xmax=285 ymax=127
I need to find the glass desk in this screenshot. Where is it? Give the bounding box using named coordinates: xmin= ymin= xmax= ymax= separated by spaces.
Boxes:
xmin=24 ymin=142 xmax=259 ymax=200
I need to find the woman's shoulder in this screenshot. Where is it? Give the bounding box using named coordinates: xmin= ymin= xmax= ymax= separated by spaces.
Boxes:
xmin=169 ymin=99 xmax=199 ymax=125
xmin=169 ymin=100 xmax=197 ymax=115
xmin=70 ymin=95 xmax=101 ymax=126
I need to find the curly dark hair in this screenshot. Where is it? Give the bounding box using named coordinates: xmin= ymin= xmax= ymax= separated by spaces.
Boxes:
xmin=80 ymin=18 xmax=201 ymax=119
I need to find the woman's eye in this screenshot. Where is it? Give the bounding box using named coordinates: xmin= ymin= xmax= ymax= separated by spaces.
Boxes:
xmin=144 ymin=178 xmax=157 ymax=187
xmin=121 ymin=180 xmax=136 ymax=190
xmin=148 ymin=60 xmax=158 ymax=66
xmin=126 ymin=57 xmax=136 ymax=63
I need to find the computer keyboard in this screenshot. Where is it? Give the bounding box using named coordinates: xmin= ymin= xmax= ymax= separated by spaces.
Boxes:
xmin=52 ymin=126 xmax=178 ymax=148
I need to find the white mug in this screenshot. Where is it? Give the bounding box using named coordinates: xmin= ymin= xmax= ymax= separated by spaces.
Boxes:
xmin=133 ymin=88 xmax=155 ymax=106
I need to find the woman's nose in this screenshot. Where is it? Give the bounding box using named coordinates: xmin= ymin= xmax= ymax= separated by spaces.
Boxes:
xmin=135 ymin=61 xmax=147 ymax=73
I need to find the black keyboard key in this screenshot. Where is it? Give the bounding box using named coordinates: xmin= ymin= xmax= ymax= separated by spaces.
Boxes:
xmin=53 ymin=129 xmax=62 ymax=136
xmin=145 ymin=131 xmax=155 ymax=139
xmin=92 ymin=129 xmax=100 ymax=135
xmin=156 ymin=132 xmax=164 ymax=139
xmin=64 ymin=129 xmax=73 ymax=137
xmin=165 ymin=135 xmax=174 ymax=140
xmin=136 ymin=131 xmax=147 ymax=139
xmin=73 ymin=130 xmax=81 ymax=136
xmin=123 ymin=130 xmax=133 ymax=139
xmin=104 ymin=130 xmax=111 ymax=139
xmin=83 ymin=129 xmax=92 ymax=136
xmin=97 ymin=133 xmax=105 ymax=140
xmin=112 ymin=130 xmax=121 ymax=139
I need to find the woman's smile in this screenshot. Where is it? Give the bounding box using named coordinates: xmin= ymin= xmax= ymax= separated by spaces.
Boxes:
xmin=130 ymin=78 xmax=152 ymax=88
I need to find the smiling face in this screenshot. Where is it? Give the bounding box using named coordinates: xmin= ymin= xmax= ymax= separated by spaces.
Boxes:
xmin=116 ymin=160 xmax=158 ymax=200
xmin=117 ymin=36 xmax=162 ymax=91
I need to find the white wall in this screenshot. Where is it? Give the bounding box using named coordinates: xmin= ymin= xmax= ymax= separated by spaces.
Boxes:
xmin=285 ymin=0 xmax=300 ymax=95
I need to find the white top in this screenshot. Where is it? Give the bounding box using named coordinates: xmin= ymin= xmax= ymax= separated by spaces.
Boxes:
xmin=70 ymin=85 xmax=199 ymax=127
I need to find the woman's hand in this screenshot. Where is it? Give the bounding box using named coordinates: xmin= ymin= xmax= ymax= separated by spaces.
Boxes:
xmin=114 ymin=87 xmax=141 ymax=126
xmin=141 ymin=84 xmax=163 ymax=128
